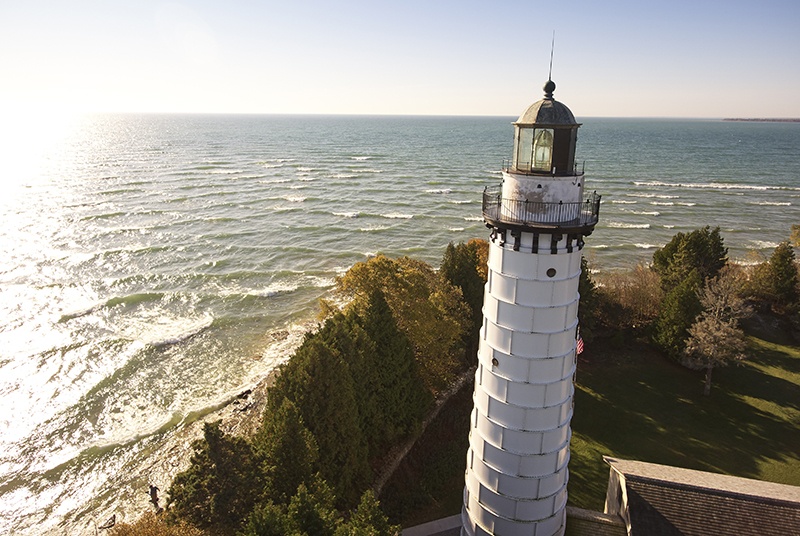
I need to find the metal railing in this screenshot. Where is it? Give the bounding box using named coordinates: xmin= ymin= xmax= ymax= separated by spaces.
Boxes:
xmin=482 ymin=186 xmax=601 ymax=230
xmin=502 ymin=159 xmax=586 ymax=176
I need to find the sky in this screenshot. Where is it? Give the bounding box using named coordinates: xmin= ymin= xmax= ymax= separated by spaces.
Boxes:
xmin=1 ymin=0 xmax=799 ymax=118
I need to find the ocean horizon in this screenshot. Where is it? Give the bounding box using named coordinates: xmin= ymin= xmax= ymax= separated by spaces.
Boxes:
xmin=1 ymin=114 xmax=798 ymax=534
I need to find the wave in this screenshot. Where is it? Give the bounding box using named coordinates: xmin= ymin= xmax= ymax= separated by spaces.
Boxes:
xmin=350 ymin=156 xmax=372 ymax=161
xmin=627 ymin=210 xmax=660 ymax=216
xmin=282 ymin=195 xmax=306 ymax=203
xmin=627 ymin=193 xmax=680 ymax=199
xmin=105 ymin=292 xmax=165 ymax=309
xmin=359 ymin=226 xmax=390 ymax=232
xmin=676 ymin=202 xmax=696 ymax=206
xmin=749 ymin=201 xmax=791 ymax=206
xmin=352 ymin=168 xmax=384 ymax=173
xmin=611 ymin=200 xmax=637 ymax=204
xmin=750 ymin=240 xmax=780 ymax=249
xmin=147 ymin=315 xmax=214 ymax=348
xmin=634 ymin=243 xmax=659 ymax=249
xmin=449 ymin=199 xmax=474 ymax=204
xmin=381 ymin=213 xmax=413 ymax=219
xmin=333 ymin=211 xmax=360 ymax=218
xmin=463 ymin=216 xmax=483 ymax=221
xmin=606 ymin=222 xmax=651 ymax=229
xmin=633 ymin=180 xmax=800 ymax=191
xmin=650 ymin=201 xmax=674 ymax=206
xmin=426 ymin=188 xmax=452 ymax=194
xmin=330 ymin=173 xmax=358 ymax=179
xmin=449 ymin=227 xmax=465 ymax=232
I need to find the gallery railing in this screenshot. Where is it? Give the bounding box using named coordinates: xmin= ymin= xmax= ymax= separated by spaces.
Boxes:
xmin=482 ymin=186 xmax=601 ymax=230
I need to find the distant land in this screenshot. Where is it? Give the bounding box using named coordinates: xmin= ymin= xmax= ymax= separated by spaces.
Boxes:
xmin=723 ymin=118 xmax=800 ymax=122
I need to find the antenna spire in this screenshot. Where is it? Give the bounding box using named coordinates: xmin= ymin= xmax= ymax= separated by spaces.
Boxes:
xmin=548 ymin=31 xmax=555 ymax=81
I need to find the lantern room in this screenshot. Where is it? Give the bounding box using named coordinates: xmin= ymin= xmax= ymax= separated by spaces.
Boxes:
xmin=510 ymin=79 xmax=580 ymax=176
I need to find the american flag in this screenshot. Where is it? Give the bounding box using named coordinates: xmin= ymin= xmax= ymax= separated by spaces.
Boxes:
xmin=576 ymin=331 xmax=584 ymax=355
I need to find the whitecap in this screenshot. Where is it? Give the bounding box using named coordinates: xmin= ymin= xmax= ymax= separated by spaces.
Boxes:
xmin=651 ymin=202 xmax=674 ymax=206
xmin=426 ymin=188 xmax=452 ymax=194
xmin=606 ymin=222 xmax=651 ymax=229
xmin=382 ymin=213 xmax=413 ymax=219
xmin=463 ymin=216 xmax=483 ymax=221
xmin=676 ymin=202 xmax=696 ymax=206
xmin=331 ymin=173 xmax=358 ymax=179
xmin=449 ymin=200 xmax=473 ymax=205
xmin=351 ymin=156 xmax=372 ymax=161
xmin=144 ymin=314 xmax=214 ymax=348
xmin=634 ymin=243 xmax=658 ymax=249
xmin=333 ymin=211 xmax=360 ymax=218
xmin=749 ymin=201 xmax=791 ymax=206
xmin=359 ymin=226 xmax=389 ymax=232
xmin=253 ymin=282 xmax=299 ymax=297
xmin=611 ymin=200 xmax=637 ymax=204
xmin=283 ymin=195 xmax=306 ymax=203
xmin=751 ymin=240 xmax=780 ymax=249
xmin=449 ymin=227 xmax=465 ymax=232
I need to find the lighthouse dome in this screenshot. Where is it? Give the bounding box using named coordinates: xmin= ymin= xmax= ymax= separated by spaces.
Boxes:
xmin=515 ymin=80 xmax=577 ymax=126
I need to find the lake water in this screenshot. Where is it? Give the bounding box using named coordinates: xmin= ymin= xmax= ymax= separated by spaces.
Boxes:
xmin=1 ymin=114 xmax=798 ymax=534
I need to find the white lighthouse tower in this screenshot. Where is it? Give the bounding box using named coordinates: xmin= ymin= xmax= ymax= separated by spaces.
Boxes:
xmin=461 ymin=79 xmax=601 ymax=536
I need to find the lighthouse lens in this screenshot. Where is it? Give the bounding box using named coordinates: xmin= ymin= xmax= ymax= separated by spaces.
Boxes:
xmin=533 ymin=128 xmax=554 ymax=172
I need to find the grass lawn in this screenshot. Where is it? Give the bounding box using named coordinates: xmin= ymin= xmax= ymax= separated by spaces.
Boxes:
xmin=382 ymin=322 xmax=800 ymax=526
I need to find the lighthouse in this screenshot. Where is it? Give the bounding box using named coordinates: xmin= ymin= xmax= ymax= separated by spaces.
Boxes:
xmin=461 ymin=79 xmax=601 ymax=536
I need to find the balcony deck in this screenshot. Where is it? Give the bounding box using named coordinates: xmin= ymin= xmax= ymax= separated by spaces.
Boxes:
xmin=481 ymin=186 xmax=601 ymax=235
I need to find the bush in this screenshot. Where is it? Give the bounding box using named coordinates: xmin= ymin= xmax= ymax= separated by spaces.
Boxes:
xmin=595 ymin=263 xmax=663 ymax=331
xmin=109 ymin=513 xmax=203 ymax=536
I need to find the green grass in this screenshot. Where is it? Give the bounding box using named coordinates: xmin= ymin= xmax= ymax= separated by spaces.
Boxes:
xmin=382 ymin=323 xmax=800 ymax=526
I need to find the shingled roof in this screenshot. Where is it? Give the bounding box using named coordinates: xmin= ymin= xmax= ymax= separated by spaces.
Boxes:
xmin=604 ymin=456 xmax=800 ymax=536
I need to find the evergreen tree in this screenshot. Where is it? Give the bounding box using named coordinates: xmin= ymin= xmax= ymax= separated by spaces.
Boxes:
xmin=315 ymin=312 xmax=384 ymax=457
xmin=768 ymin=241 xmax=799 ymax=311
xmin=253 ymin=398 xmax=318 ymax=505
xmin=653 ymin=270 xmax=703 ymax=360
xmin=577 ymin=256 xmax=600 ymax=342
xmin=335 ymin=490 xmax=400 ymax=536
xmin=268 ymin=337 xmax=371 ymax=508
xmin=652 ymin=226 xmax=728 ymax=290
xmin=240 ymin=502 xmax=291 ymax=536
xmin=337 ymin=255 xmax=470 ymax=393
xmin=440 ymin=240 xmax=486 ymax=349
xmin=358 ymin=289 xmax=432 ymax=447
xmin=284 ymin=479 xmax=340 ymax=536
xmin=166 ymin=422 xmax=260 ymax=532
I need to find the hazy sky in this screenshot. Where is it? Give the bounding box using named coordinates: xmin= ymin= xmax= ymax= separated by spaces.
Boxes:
xmin=2 ymin=0 xmax=799 ymax=117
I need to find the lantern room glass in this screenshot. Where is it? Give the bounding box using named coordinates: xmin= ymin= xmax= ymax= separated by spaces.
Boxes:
xmin=533 ymin=128 xmax=554 ymax=172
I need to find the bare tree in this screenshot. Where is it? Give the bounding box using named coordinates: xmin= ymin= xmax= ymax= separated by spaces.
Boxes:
xmin=684 ymin=267 xmax=752 ymax=395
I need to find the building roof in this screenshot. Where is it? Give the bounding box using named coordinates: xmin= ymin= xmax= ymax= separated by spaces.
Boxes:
xmin=515 ymin=80 xmax=578 ymax=126
xmin=605 ymin=456 xmax=800 ymax=536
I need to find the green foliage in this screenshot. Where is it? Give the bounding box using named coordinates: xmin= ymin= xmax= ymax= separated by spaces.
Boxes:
xmin=336 ymin=490 xmax=400 ymax=536
xmin=653 ymin=270 xmax=703 ymax=360
xmin=577 ymin=256 xmax=600 ymax=342
xmin=439 ymin=240 xmax=487 ymax=349
xmin=240 ymin=477 xmax=339 ymax=536
xmin=252 ymin=398 xmax=318 ymax=505
xmin=268 ymin=336 xmax=371 ymax=508
xmin=791 ymin=224 xmax=800 ymax=247
xmin=769 ymin=241 xmax=799 ymax=311
xmin=166 ymin=422 xmax=261 ymax=532
xmin=652 ymin=226 xmax=728 ymax=290
xmin=355 ymin=290 xmax=432 ymax=449
xmin=285 ymin=479 xmax=340 ymax=536
xmin=337 ymin=254 xmax=470 ymax=393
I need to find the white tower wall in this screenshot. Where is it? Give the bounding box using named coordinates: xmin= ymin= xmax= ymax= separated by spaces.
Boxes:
xmin=462 ymin=230 xmax=582 ymax=536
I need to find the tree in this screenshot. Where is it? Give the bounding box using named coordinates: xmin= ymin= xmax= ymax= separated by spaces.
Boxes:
xmin=356 ymin=289 xmax=431 ymax=448
xmin=684 ymin=268 xmax=752 ymax=395
xmin=335 ymin=490 xmax=400 ymax=536
xmin=768 ymin=241 xmax=799 ymax=312
xmin=336 ymin=255 xmax=470 ymax=393
xmin=791 ymin=224 xmax=800 ymax=247
xmin=440 ymin=240 xmax=487 ymax=349
xmin=653 ymin=270 xmax=703 ymax=360
xmin=268 ymin=336 xmax=371 ymax=507
xmin=241 ymin=477 xmax=339 ymax=536
xmin=109 ymin=512 xmax=203 ymax=536
xmin=252 ymin=398 xmax=318 ymax=505
xmin=652 ymin=226 xmax=728 ymax=290
xmin=166 ymin=422 xmax=261 ymax=532
xmin=577 ymin=256 xmax=600 ymax=342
